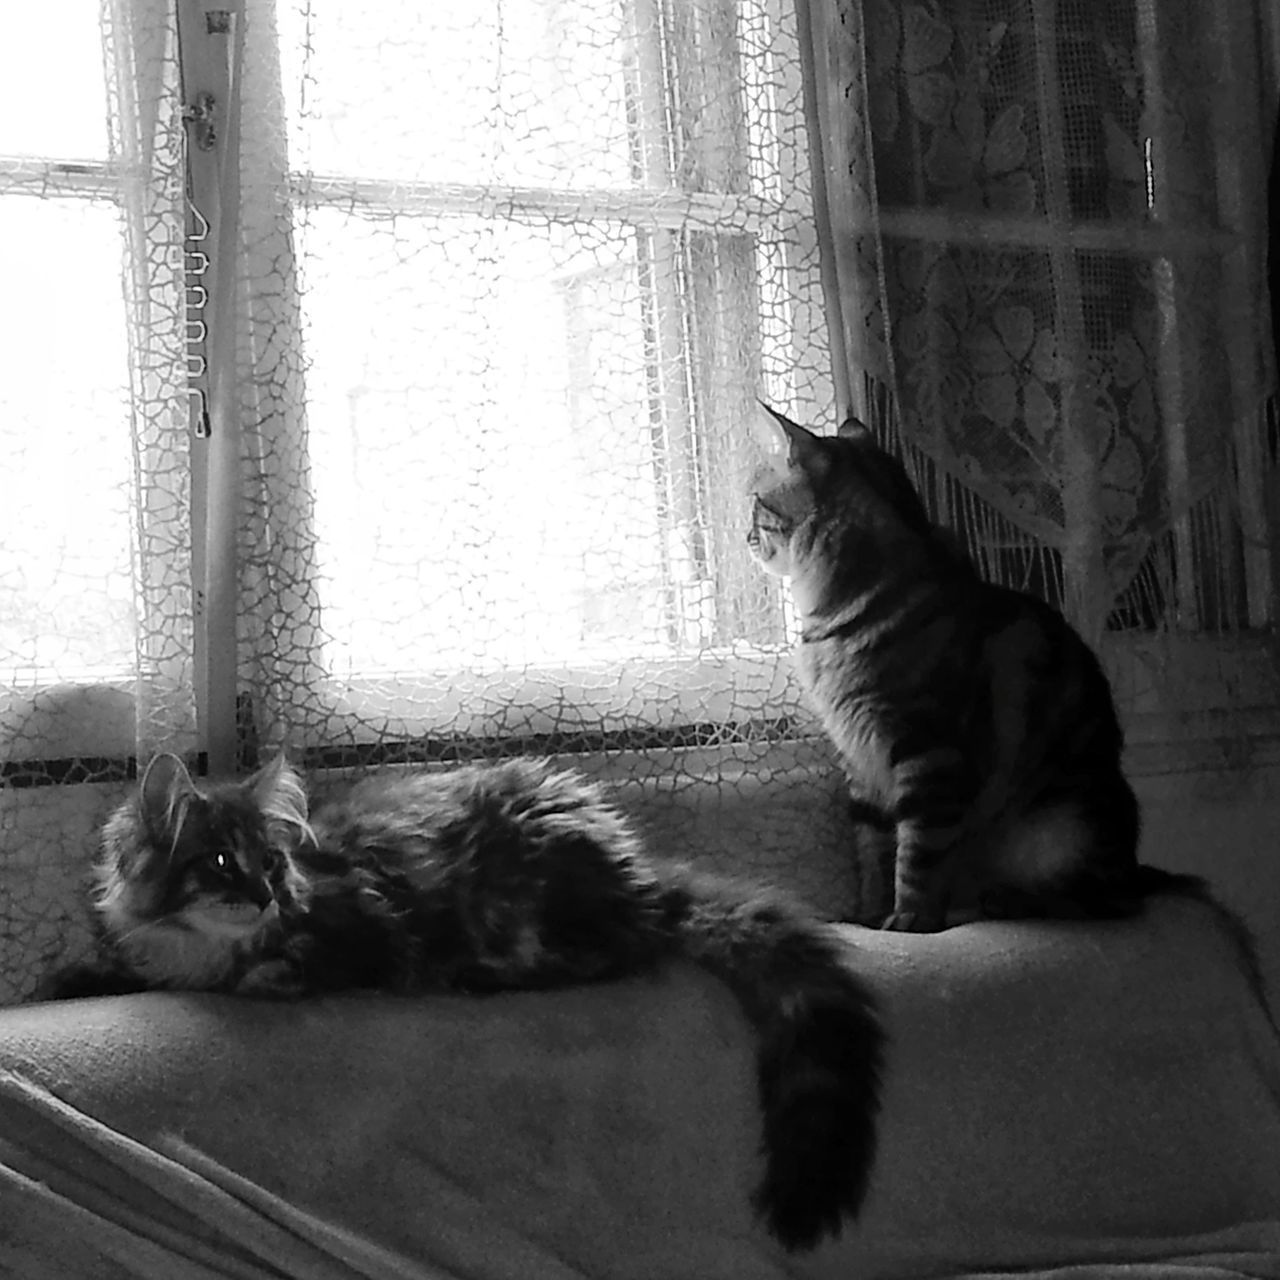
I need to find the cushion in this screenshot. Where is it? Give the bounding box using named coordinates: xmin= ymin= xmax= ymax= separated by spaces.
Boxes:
xmin=0 ymin=896 xmax=1277 ymax=1279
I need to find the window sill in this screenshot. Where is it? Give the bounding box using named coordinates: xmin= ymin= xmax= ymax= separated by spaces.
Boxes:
xmin=5 ymin=633 xmax=1280 ymax=784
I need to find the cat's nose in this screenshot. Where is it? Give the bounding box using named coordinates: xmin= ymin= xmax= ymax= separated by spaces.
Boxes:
xmin=246 ymin=876 xmax=274 ymax=909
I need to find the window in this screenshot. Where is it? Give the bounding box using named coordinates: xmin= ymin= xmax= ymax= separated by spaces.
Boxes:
xmin=1 ymin=0 xmax=852 ymax=1005
xmin=1 ymin=0 xmax=832 ymax=773
xmin=220 ymin=0 xmax=828 ymax=762
xmin=0 ymin=2 xmax=135 ymax=685
xmin=3 ymin=0 xmax=1275 ymax=774
xmin=2 ymin=0 xmax=1276 ymax=1006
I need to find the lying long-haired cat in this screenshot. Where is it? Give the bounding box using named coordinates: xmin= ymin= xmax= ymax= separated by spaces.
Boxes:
xmin=47 ymin=751 xmax=882 ymax=1253
xmin=747 ymin=403 xmax=1205 ymax=932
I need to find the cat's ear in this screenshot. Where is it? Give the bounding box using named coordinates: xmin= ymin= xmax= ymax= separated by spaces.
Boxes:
xmin=836 ymin=414 xmax=875 ymax=443
xmin=754 ymin=401 xmax=825 ymax=470
xmin=138 ymin=752 xmax=198 ymax=849
xmin=248 ymin=754 xmax=310 ymax=835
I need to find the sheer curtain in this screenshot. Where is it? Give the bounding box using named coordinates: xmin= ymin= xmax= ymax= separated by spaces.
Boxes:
xmin=805 ymin=0 xmax=1278 ymax=643
xmin=229 ymin=0 xmax=864 ymax=913
xmin=0 ymin=0 xmax=194 ymax=1002
xmin=235 ymin=0 xmax=828 ymax=760
xmin=107 ymin=0 xmax=197 ymax=760
xmin=0 ymin=0 xmax=864 ymax=1004
xmin=4 ymin=0 xmax=1276 ymax=1005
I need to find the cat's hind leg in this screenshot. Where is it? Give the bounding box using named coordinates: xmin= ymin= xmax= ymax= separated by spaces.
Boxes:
xmin=980 ymin=782 xmax=1143 ymax=920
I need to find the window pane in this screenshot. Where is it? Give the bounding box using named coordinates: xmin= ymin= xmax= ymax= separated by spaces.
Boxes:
xmin=300 ymin=209 xmax=672 ymax=671
xmin=280 ymin=0 xmax=634 ymax=188
xmin=272 ymin=0 xmax=831 ymax=691
xmin=0 ymin=2 xmax=109 ymax=160
xmin=0 ymin=198 xmax=133 ymax=680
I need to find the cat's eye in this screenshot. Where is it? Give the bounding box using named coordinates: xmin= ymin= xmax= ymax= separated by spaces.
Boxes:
xmin=212 ymin=851 xmax=231 ymax=875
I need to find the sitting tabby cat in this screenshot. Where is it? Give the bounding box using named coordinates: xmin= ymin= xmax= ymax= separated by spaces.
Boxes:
xmin=747 ymin=403 xmax=1205 ymax=932
xmin=47 ymin=752 xmax=883 ymax=1252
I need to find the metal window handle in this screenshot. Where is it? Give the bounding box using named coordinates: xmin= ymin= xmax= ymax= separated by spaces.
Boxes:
xmin=182 ymin=91 xmax=218 ymax=151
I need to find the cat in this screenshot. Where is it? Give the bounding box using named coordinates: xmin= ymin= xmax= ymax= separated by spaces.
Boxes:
xmin=746 ymin=402 xmax=1207 ymax=933
xmin=46 ymin=751 xmax=883 ymax=1253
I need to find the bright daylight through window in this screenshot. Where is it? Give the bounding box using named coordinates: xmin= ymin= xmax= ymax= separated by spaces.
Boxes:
xmin=0 ymin=3 xmax=133 ymax=683
xmin=274 ymin=0 xmax=825 ymax=679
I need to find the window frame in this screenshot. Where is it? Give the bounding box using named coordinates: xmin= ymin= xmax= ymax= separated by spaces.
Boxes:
xmin=4 ymin=0 xmax=1278 ymax=789
xmin=217 ymin=0 xmax=831 ymax=761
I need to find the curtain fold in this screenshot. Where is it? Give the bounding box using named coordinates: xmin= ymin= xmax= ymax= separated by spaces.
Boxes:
xmin=0 ymin=1 xmax=195 ymax=1004
xmin=807 ymin=0 xmax=1278 ymax=639
xmin=233 ymin=0 xmax=325 ymax=766
xmin=103 ymin=0 xmax=198 ymax=761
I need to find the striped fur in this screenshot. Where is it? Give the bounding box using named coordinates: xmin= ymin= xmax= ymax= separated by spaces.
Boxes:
xmin=747 ymin=404 xmax=1203 ymax=932
xmin=53 ymin=752 xmax=883 ymax=1253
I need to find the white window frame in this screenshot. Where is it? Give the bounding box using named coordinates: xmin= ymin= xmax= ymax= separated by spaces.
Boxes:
xmin=179 ymin=0 xmax=833 ymax=771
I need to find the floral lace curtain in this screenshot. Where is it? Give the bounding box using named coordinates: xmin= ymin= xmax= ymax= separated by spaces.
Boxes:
xmin=806 ymin=0 xmax=1278 ymax=639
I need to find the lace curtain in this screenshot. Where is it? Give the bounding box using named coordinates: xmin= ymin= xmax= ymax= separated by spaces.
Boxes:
xmin=2 ymin=0 xmax=1277 ymax=1004
xmin=805 ymin=0 xmax=1278 ymax=640
xmin=0 ymin=0 xmax=194 ymax=1001
xmin=234 ymin=0 xmax=830 ymax=763
xmin=229 ymin=0 xmax=874 ymax=917
xmin=0 ymin=0 xmax=861 ymax=1004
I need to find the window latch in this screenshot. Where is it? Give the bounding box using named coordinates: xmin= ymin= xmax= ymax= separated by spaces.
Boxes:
xmin=183 ymin=91 xmax=218 ymax=151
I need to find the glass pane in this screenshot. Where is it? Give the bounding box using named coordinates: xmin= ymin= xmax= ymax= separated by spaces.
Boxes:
xmin=270 ymin=0 xmax=831 ymax=701
xmin=279 ymin=0 xmax=634 ymax=188
xmin=299 ymin=208 xmax=671 ymax=672
xmin=0 ymin=1 xmax=109 ymax=160
xmin=0 ymin=198 xmax=133 ymax=679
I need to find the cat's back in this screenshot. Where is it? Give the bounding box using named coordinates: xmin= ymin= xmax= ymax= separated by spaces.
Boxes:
xmin=974 ymin=581 xmax=1121 ymax=715
xmin=310 ymin=769 xmax=455 ymax=845
xmin=308 ymin=759 xmax=639 ymax=870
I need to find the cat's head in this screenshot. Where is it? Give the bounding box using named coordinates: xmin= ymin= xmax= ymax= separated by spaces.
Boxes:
xmin=93 ymin=753 xmax=311 ymax=987
xmin=746 ymin=403 xmax=937 ymax=584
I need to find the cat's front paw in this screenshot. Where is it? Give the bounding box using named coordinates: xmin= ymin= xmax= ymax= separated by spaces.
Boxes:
xmin=233 ymin=959 xmax=305 ymax=1000
xmin=880 ymin=909 xmax=945 ymax=933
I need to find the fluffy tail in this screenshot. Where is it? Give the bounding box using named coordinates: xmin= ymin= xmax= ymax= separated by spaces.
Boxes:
xmin=1132 ymin=864 xmax=1209 ymax=901
xmin=644 ymin=864 xmax=884 ymax=1252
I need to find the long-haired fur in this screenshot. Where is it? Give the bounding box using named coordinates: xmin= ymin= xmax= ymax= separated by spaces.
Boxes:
xmin=49 ymin=752 xmax=883 ymax=1253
